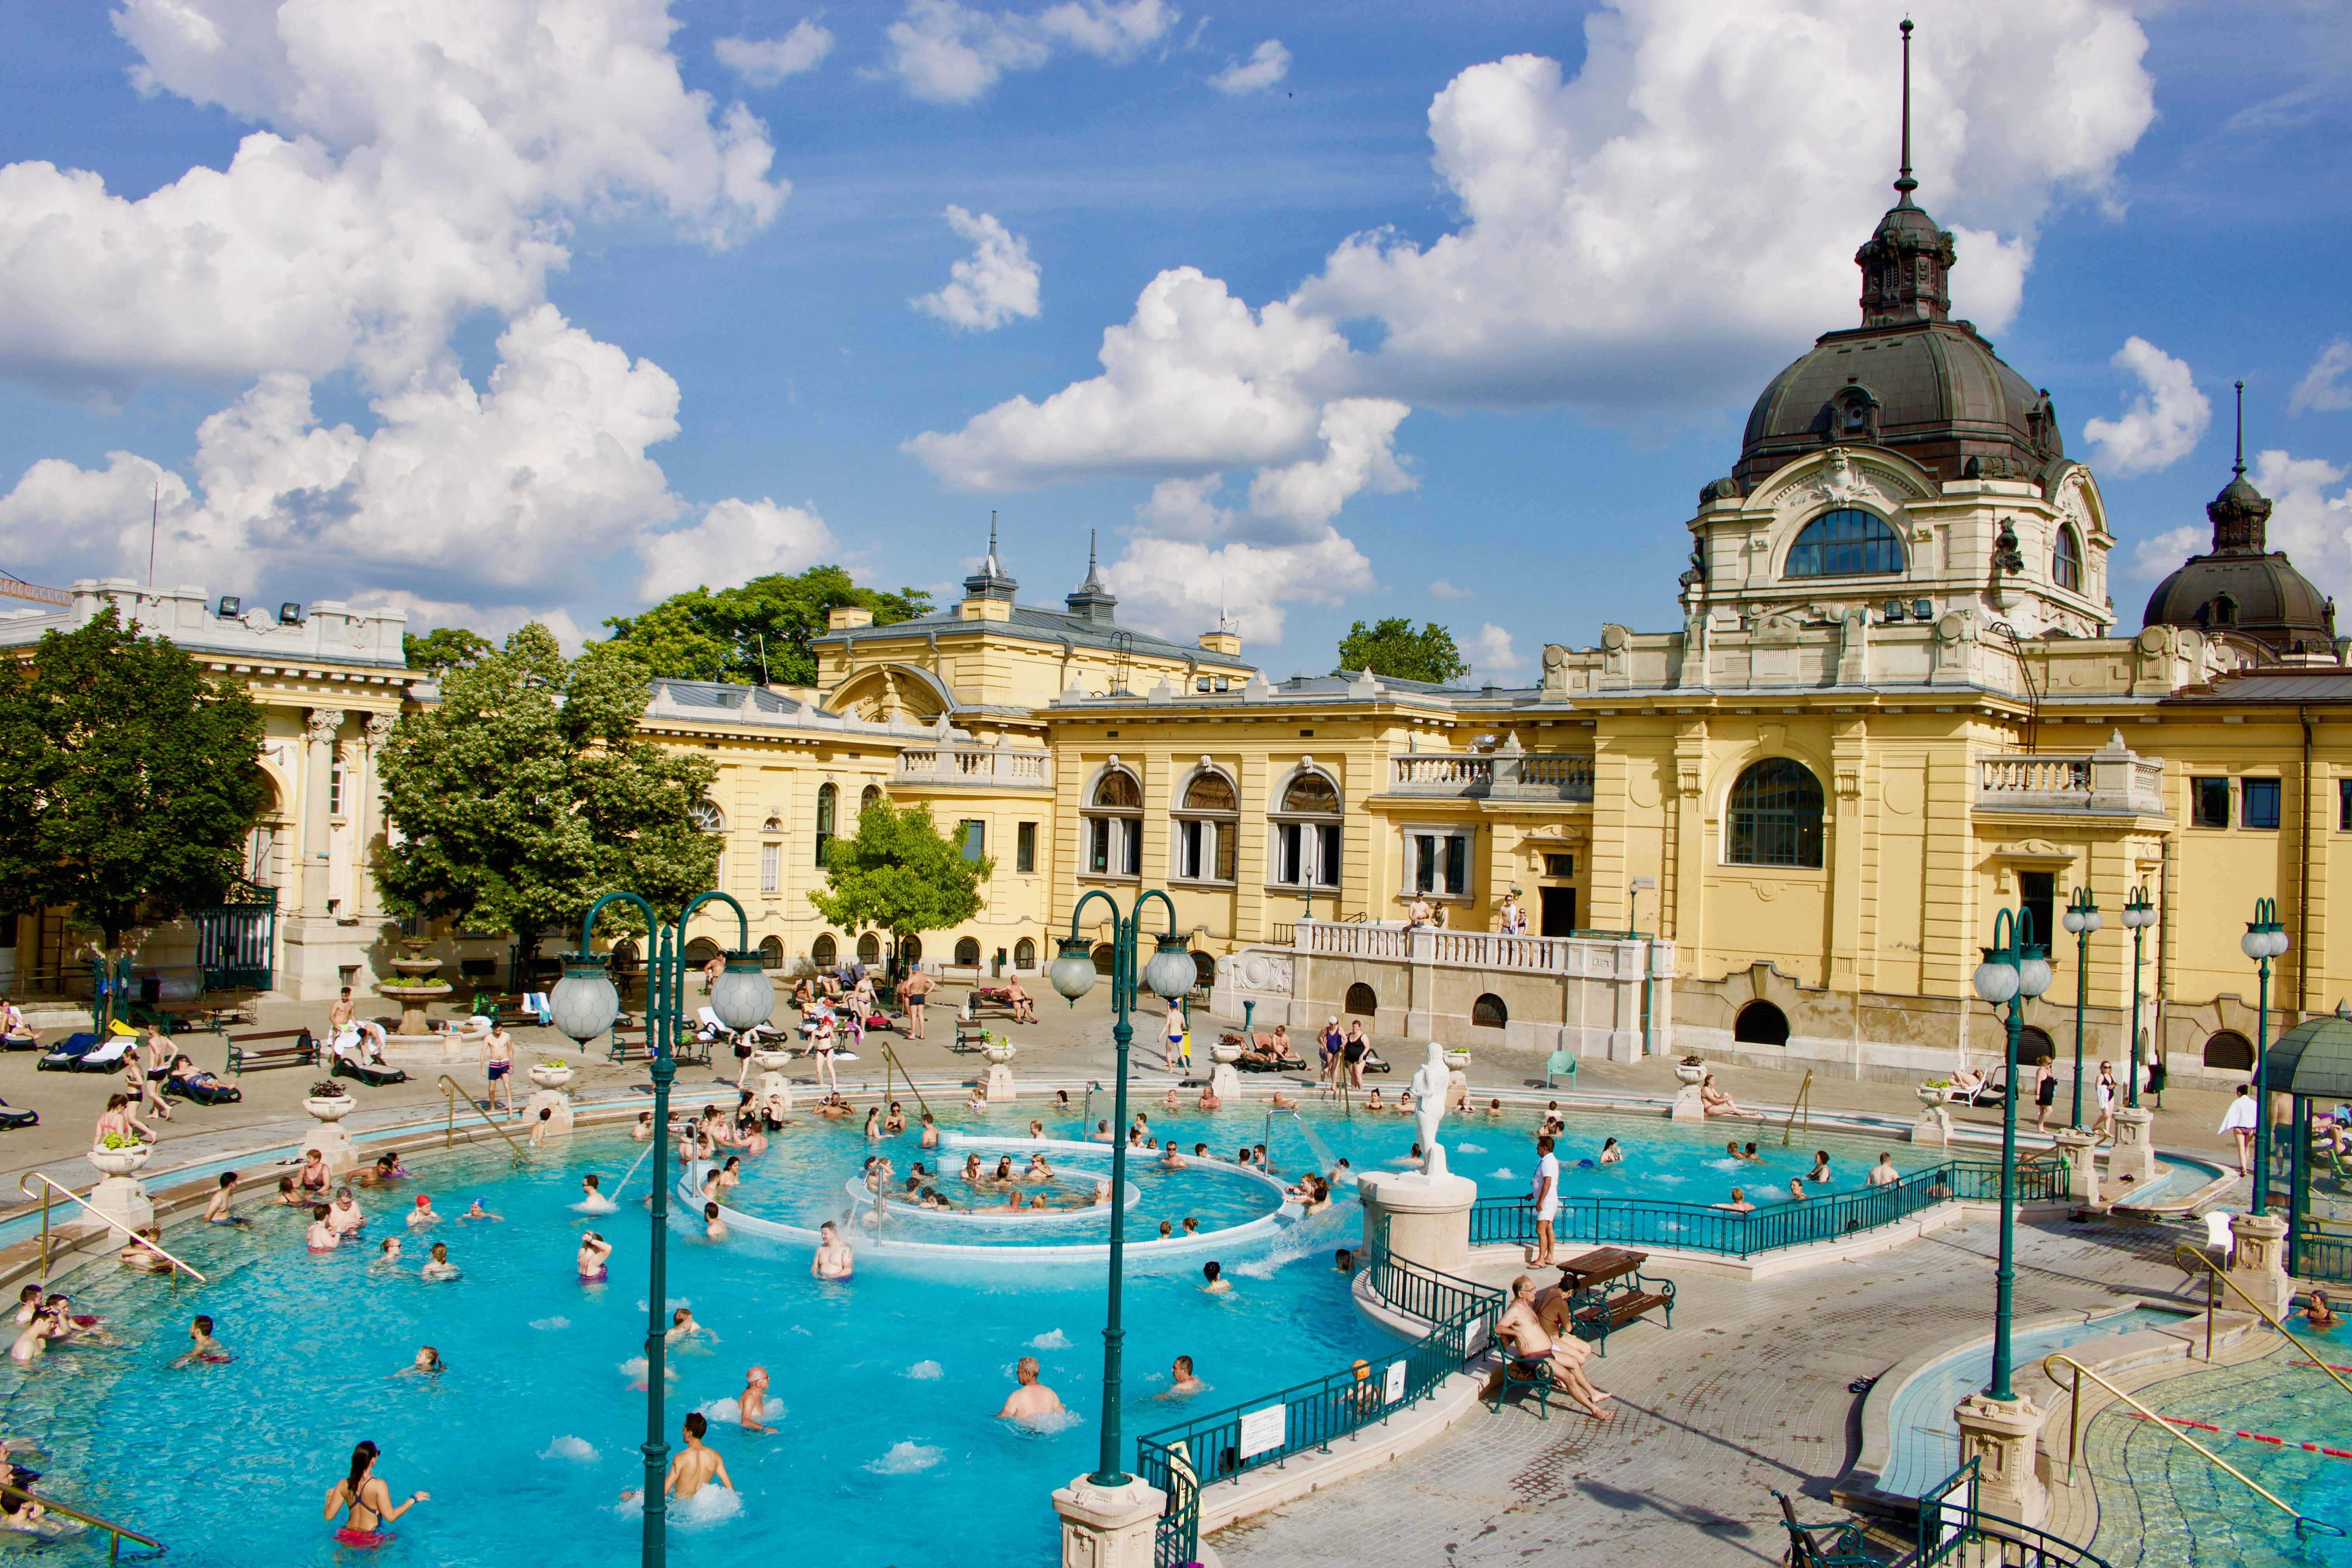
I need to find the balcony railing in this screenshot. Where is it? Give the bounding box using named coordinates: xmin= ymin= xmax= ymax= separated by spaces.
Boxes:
xmin=893 ymin=746 xmax=1052 ymax=789
xmin=1387 ymin=750 xmax=1593 ymax=801
xmin=1976 ymin=740 xmax=2164 ymax=817
xmin=1293 ymin=920 xmax=1667 ymax=978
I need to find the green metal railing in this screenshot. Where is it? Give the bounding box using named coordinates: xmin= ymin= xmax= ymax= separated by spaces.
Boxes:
xmin=1133 ymin=1219 xmax=1502 ymax=1568
xmin=1918 ymin=1458 xmax=2111 ymax=1566
xmin=1467 ymin=1158 xmax=2068 ymax=1259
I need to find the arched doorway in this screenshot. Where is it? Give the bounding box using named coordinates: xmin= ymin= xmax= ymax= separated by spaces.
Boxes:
xmin=1013 ymin=938 xmax=1036 ymax=970
xmin=1734 ymin=1000 xmax=1790 ymax=1046
xmin=2204 ymin=1031 xmax=2255 ymax=1071
xmin=953 ymin=937 xmax=981 ymax=967
xmin=2018 ymin=1026 xmax=2058 ymax=1065
xmin=1472 ymin=993 xmax=1508 ymax=1028
xmin=1344 ymin=982 xmax=1378 ymax=1017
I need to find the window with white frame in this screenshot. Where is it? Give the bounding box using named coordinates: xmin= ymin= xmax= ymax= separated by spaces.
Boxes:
xmin=1172 ymin=769 xmax=1238 ymax=883
xmin=1085 ymin=768 xmax=1143 ymax=879
xmin=329 ymin=762 xmax=346 ymax=818
xmin=1271 ymin=770 xmax=1342 ymax=889
xmin=759 ymin=842 xmax=780 ymax=897
xmin=1405 ymin=828 xmax=1474 ymax=897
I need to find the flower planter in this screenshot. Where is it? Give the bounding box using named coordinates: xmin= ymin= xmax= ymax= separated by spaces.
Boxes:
xmin=528 ymin=1064 xmax=575 ymax=1091
xmin=1443 ymin=1048 xmax=1472 ymax=1071
xmin=1673 ymin=1062 xmax=1706 ymax=1085
xmin=749 ymin=1050 xmax=794 ymax=1072
xmin=1916 ymin=1083 xmax=1948 ymax=1105
xmin=304 ymin=1095 xmax=357 ymax=1122
xmin=88 ymin=1143 xmax=152 ymax=1177
xmin=1209 ymin=1042 xmax=1244 ymax=1065
xmin=980 ymin=1042 xmax=1016 ymax=1067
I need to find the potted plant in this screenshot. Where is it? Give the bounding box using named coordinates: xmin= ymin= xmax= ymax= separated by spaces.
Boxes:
xmin=1210 ymin=1036 xmax=1244 ymax=1065
xmin=980 ymin=1034 xmax=1016 ymax=1067
xmin=305 ymin=1080 xmax=357 ymax=1121
xmin=1442 ymin=1046 xmax=1472 ymax=1070
xmin=749 ymin=1045 xmax=794 ymax=1071
xmin=1918 ymin=1079 xmax=1951 ymax=1105
xmin=89 ymin=1131 xmax=152 ymax=1176
xmin=529 ymin=1058 xmax=575 ymax=1090
xmin=1674 ymin=1055 xmax=1706 ymax=1085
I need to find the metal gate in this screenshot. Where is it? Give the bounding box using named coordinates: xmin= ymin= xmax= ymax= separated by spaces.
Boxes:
xmin=194 ymin=880 xmax=277 ymax=991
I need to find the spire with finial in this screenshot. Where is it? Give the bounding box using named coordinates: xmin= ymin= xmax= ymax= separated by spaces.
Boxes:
xmin=2208 ymin=377 xmax=2272 ymax=554
xmin=1065 ymin=527 xmax=1118 ymax=624
xmin=962 ymin=510 xmax=1020 ymax=601
xmin=1856 ymin=18 xmax=1955 ymax=328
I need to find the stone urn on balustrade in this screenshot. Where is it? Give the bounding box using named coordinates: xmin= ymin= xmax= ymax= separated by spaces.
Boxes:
xmin=378 ymin=942 xmax=454 ymax=1036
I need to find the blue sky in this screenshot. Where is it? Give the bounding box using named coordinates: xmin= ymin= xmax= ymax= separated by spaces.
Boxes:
xmin=0 ymin=1 xmax=2347 ymax=677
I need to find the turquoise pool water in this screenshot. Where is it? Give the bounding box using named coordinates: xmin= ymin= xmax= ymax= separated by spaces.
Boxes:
xmin=5 ymin=1101 xmax=1943 ymax=1566
xmin=1878 ymin=1305 xmax=2195 ymax=1501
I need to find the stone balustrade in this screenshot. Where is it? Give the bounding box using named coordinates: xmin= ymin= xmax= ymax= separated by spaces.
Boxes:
xmin=1975 ymin=731 xmax=2166 ymax=817
xmin=1386 ymin=745 xmax=1593 ymax=800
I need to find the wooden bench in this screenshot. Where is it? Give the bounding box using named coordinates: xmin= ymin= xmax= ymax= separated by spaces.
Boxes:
xmin=1570 ymin=1279 xmax=1674 ymax=1355
xmin=226 ymin=1028 xmax=319 ymax=1075
xmin=1490 ymin=1356 xmax=1564 ymax=1421
xmin=1772 ymin=1492 xmax=1877 ymax=1568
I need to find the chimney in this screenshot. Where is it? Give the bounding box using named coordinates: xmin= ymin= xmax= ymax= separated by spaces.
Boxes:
xmin=827 ymin=606 xmax=874 ymax=630
xmin=1198 ymin=630 xmax=1241 ymax=657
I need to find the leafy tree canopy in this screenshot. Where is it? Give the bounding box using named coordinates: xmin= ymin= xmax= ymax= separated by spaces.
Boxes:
xmin=1336 ymin=618 xmax=1470 ymax=685
xmin=375 ymin=624 xmax=722 ymax=960
xmin=806 ymin=799 xmax=991 ymax=952
xmin=601 ymin=566 xmax=933 ymax=686
xmin=403 ymin=627 xmax=493 ymax=673
xmin=0 ymin=605 xmax=269 ymax=947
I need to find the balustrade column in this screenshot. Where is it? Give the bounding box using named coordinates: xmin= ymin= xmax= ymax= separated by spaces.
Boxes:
xmin=356 ymin=712 xmax=393 ymax=918
xmin=300 ymin=708 xmax=344 ymax=918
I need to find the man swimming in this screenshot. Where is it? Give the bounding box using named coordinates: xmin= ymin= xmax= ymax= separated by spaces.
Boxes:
xmin=306 ymin=1205 xmax=340 ymax=1252
xmin=328 ymin=1188 xmax=367 ymax=1236
xmin=420 ymin=1243 xmax=459 ymax=1280
xmin=172 ymin=1315 xmax=231 ymax=1368
xmin=704 ymin=1201 xmax=728 ymax=1241
xmin=204 ymin=1171 xmax=249 ymax=1227
xmin=667 ymin=1307 xmax=719 ymax=1346
xmin=737 ymin=1366 xmax=777 ymax=1433
xmin=662 ymin=1412 xmax=735 ymax=1501
xmin=997 ymin=1356 xmax=1065 ymax=1419
xmin=578 ymin=1232 xmax=613 ymax=1282
xmin=1163 ymin=1355 xmax=1205 ymax=1399
xmin=396 ymin=1346 xmax=444 ymax=1377
xmin=1160 ymin=1143 xmax=1188 ymax=1170
xmin=812 ymin=1221 xmax=854 ymax=1280
xmin=1201 ymin=1261 xmax=1230 ymax=1295
xmin=579 ymin=1175 xmax=616 ymax=1212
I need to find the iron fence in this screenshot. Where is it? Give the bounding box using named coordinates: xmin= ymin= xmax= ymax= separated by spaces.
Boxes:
xmin=1918 ymin=1459 xmax=2111 ymax=1567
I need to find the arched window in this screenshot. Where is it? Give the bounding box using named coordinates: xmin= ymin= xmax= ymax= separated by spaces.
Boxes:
xmin=1726 ymin=759 xmax=1824 ymax=869
xmin=1273 ymin=769 xmax=1342 ymax=890
xmin=1013 ymin=937 xmax=1036 ymax=969
xmin=811 ymin=933 xmax=837 ymax=969
xmin=1173 ymin=768 xmax=1239 ymax=883
xmin=860 ymin=784 xmax=883 ymax=814
xmin=1734 ymin=1001 xmax=1789 ymax=1045
xmin=1091 ymin=943 xmax=1116 ymax=974
xmin=1344 ymin=982 xmax=1378 ymax=1016
xmin=2053 ymin=526 xmax=2082 ymax=592
xmin=689 ymin=800 xmax=725 ymax=833
xmin=1472 ymin=993 xmax=1508 ymax=1028
xmin=1085 ymin=768 xmax=1143 ymax=879
xmin=682 ymin=936 xmax=721 ymax=965
xmin=953 ymin=936 xmax=981 ymax=967
xmin=2203 ymin=1030 xmax=2254 ymax=1071
xmin=756 ymin=935 xmax=783 ymax=969
xmin=898 ymin=935 xmax=923 ymax=964
xmin=856 ymin=932 xmax=881 ymax=965
xmin=761 ymin=814 xmax=783 ymax=834
xmin=815 ymin=782 xmax=837 ymax=867
xmin=1191 ymin=952 xmax=1216 ymax=988
xmin=1786 ymin=508 xmax=1904 ymax=578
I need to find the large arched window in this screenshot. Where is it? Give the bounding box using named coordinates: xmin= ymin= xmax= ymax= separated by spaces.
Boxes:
xmin=812 ymin=933 xmax=837 ymax=969
xmin=756 ymin=935 xmax=783 ymax=970
xmin=690 ymin=800 xmax=725 ymax=889
xmin=856 ymin=932 xmax=882 ymax=966
xmin=1085 ymin=767 xmax=1143 ymax=879
xmin=1726 ymin=758 xmax=1824 ymax=868
xmin=860 ymin=784 xmax=883 ymax=815
xmin=1172 ymin=768 xmax=1238 ymax=883
xmin=1786 ymin=508 xmax=1904 ymax=578
xmin=1272 ymin=769 xmax=1342 ymax=890
xmin=1013 ymin=937 xmax=1036 ymax=970
xmin=815 ymin=782 xmax=837 ymax=867
xmin=2053 ymin=526 xmax=2082 ymax=592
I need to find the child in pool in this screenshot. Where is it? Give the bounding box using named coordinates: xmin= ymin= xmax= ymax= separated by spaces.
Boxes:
xmin=306 ymin=1206 xmax=339 ymax=1252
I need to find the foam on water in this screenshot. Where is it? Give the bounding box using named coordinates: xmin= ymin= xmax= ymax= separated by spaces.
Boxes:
xmin=539 ymin=1435 xmax=599 ymax=1463
xmin=864 ymin=1440 xmax=944 ymax=1475
xmin=1007 ymin=1408 xmax=1086 ymax=1436
xmin=1027 ymin=1328 xmax=1071 ymax=1350
xmin=531 ymin=1316 xmax=571 ymax=1330
xmin=903 ymin=1360 xmax=944 ymax=1380
xmin=614 ymin=1487 xmax=743 ymax=1528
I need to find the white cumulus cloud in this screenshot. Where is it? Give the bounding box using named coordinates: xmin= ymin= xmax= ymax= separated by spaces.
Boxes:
xmin=2082 ymin=338 xmax=2211 ymax=477
xmin=634 ymin=498 xmax=837 ymax=601
xmin=2248 ymin=448 xmax=2352 ymax=606
xmin=1427 ymin=578 xmax=1472 ymax=601
xmin=1210 ymin=40 xmax=1289 ymax=96
xmin=2292 ymin=339 xmax=2352 ymax=415
xmin=1468 ymin=624 xmax=1524 ymax=673
xmin=878 ymin=0 xmax=1175 ymax=104
xmin=715 ymin=21 xmax=836 ymax=86
xmin=913 ymin=207 xmax=1042 ymax=332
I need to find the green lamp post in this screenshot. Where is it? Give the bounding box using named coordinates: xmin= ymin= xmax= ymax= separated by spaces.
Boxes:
xmin=546 ymin=890 xmax=768 ymax=1568
xmin=2243 ymin=897 xmax=2290 ymax=1216
xmin=2058 ymin=885 xmax=2100 ymax=1128
xmin=2121 ymin=886 xmax=2158 ymax=1108
xmin=1970 ymin=906 xmax=2052 ymax=1401
xmin=1045 ymin=889 xmax=1197 ymax=1489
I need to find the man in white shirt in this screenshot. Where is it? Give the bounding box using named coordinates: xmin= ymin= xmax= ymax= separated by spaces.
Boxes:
xmin=1529 ymin=1134 xmax=1561 ymax=1267
xmin=2219 ymin=1084 xmax=2259 ymax=1177
xmin=1497 ymin=892 xmax=1526 ymax=936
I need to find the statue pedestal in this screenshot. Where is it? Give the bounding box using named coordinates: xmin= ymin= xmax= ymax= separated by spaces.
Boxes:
xmin=1209 ymin=1062 xmax=1240 ymax=1101
xmin=2110 ymin=1107 xmax=2157 ymax=1189
xmin=984 ymin=1063 xmax=1018 ymax=1103
xmin=1953 ymin=1392 xmax=2045 ymax=1526
xmin=1357 ymin=1167 xmax=1479 ymax=1274
xmin=2229 ymin=1210 xmax=2296 ymax=1318
xmin=524 ymin=1089 xmax=573 ymax=1135
xmin=1669 ymin=1083 xmax=1705 ymax=1124
xmin=1909 ymin=1105 xmax=1953 ymax=1145
xmin=1051 ymin=1473 xmax=1164 ymax=1568
xmin=86 ymin=1174 xmax=154 ymax=1235
xmin=2053 ymin=1129 xmax=2100 ymax=1209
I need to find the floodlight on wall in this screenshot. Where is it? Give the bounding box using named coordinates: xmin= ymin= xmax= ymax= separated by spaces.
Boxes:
xmin=216 ymin=596 xmax=241 ymax=619
xmin=278 ymin=602 xmax=303 ymax=625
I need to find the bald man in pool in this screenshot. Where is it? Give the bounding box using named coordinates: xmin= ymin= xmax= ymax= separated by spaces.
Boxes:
xmin=998 ymin=1356 xmax=1064 ymax=1420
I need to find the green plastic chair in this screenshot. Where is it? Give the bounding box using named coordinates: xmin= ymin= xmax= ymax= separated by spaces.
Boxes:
xmin=1545 ymin=1050 xmax=1577 ymax=1089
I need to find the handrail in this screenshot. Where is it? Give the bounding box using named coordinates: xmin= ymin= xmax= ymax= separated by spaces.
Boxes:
xmin=1919 ymin=1458 xmax=2111 ymax=1568
xmin=2042 ymin=1352 xmax=2344 ymax=1537
xmin=436 ymin=1075 xmax=527 ymax=1166
xmin=877 ymin=1039 xmax=930 ymax=1120
xmin=2171 ymin=1243 xmax=2352 ymax=1396
xmin=1781 ymin=1069 xmax=1813 ymax=1147
xmin=8 ymin=1484 xmax=164 ymax=1561
xmin=16 ymin=1173 xmax=205 ymax=1283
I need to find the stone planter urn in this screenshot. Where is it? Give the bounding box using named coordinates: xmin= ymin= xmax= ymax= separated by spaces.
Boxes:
xmin=529 ymin=1062 xmax=575 ymax=1091
xmin=88 ymin=1142 xmax=152 ymax=1177
xmin=1443 ymin=1047 xmax=1472 ymax=1070
xmin=1674 ymin=1059 xmax=1706 ymax=1085
xmin=379 ymin=942 xmax=455 ymax=1036
xmin=305 ymin=1092 xmax=357 ymax=1121
xmin=1209 ymin=1040 xmax=1244 ymax=1065
xmin=1917 ymin=1083 xmax=1949 ymax=1106
xmin=980 ymin=1038 xmax=1018 ymax=1104
xmin=750 ymin=1049 xmax=794 ymax=1072
xmin=981 ymin=1040 xmax=1017 ymax=1067
xmin=301 ymin=1084 xmax=361 ymax=1176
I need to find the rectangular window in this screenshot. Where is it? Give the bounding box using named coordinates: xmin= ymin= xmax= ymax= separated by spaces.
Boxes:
xmin=960 ymin=820 xmax=985 ymax=861
xmin=328 ymin=762 xmax=345 ymax=817
xmin=1120 ymin=818 xmax=1140 ymax=877
xmin=1409 ymin=832 xmax=1472 ymax=896
xmin=1443 ymin=834 xmax=1468 ymax=896
xmin=1279 ymin=823 xmax=1303 ymax=885
xmin=1218 ymin=824 xmax=1238 ymax=882
xmin=1414 ymin=835 xmax=1435 ymax=893
xmin=1318 ymin=824 xmax=1341 ymax=889
xmin=1179 ymin=820 xmax=1203 ymax=880
xmin=2242 ymin=778 xmax=2281 ymax=831
xmin=1016 ymin=822 xmax=1036 ymax=873
xmin=2341 ymin=778 xmax=2352 ymax=831
xmin=759 ymin=843 xmax=780 ymax=897
xmin=1089 ymin=817 xmax=1111 ymax=875
xmin=2019 ymin=871 xmax=2055 ymax=954
xmin=1543 ymin=853 xmax=1574 ymax=878
xmin=2191 ymin=777 xmax=2231 ymax=829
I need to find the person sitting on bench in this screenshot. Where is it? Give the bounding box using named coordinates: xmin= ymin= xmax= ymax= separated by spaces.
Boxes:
xmin=1496 ymin=1276 xmax=1611 ymax=1420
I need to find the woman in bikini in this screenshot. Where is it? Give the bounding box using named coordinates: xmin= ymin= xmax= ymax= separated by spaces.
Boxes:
xmin=577 ymin=1232 xmax=612 ymax=1283
xmin=94 ymin=1094 xmax=154 ymax=1148
xmin=323 ymin=1440 xmax=426 ymax=1548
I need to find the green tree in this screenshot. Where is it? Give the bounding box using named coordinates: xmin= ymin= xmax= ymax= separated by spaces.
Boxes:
xmin=1336 ymin=618 xmax=1470 ymax=684
xmin=602 ymin=566 xmax=933 ymax=686
xmin=0 ymin=605 xmax=269 ymax=947
xmin=375 ymin=624 xmax=722 ymax=970
xmin=403 ymin=626 xmax=494 ymax=673
xmin=805 ymin=799 xmax=991 ymax=966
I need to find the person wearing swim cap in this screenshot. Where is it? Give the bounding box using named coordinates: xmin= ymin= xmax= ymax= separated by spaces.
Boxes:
xmin=323 ymin=1440 xmax=426 ymax=1547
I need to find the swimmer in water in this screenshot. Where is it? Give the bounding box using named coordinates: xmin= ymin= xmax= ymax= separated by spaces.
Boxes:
xmin=962 ymin=1152 xmax=982 ymax=1184
xmin=1163 ymin=1085 xmax=1180 ymax=1112
xmin=10 ymin=1287 xmax=36 ymax=1328
xmin=668 ymin=1307 xmax=720 ymax=1347
xmin=1201 ymin=1261 xmax=1231 ymax=1295
xmin=1486 ymin=1098 xmax=1504 ymax=1118
xmin=919 ymin=1111 xmax=939 ymax=1149
xmin=1028 ymin=1119 xmax=1045 ymax=1140
xmin=1160 ymin=1143 xmax=1188 ymax=1170
xmin=661 ymin=1412 xmax=735 ymax=1501
xmin=633 ymin=1111 xmax=655 ymax=1142
xmin=1027 ymin=1153 xmax=1053 ymax=1181
xmin=529 ymin=1106 xmax=555 ymax=1148
xmin=324 ymin=1441 xmax=426 ymax=1548
xmin=396 ymin=1346 xmax=444 ymax=1377
xmin=1599 ymin=1138 xmax=1622 ymax=1165
xmin=1054 ymin=1089 xmax=1072 ymax=1109
xmin=421 ymin=1243 xmax=459 ymax=1280
xmin=704 ymin=1202 xmax=728 ymax=1241
xmin=863 ymin=1106 xmax=881 ymax=1140
xmin=375 ymin=1237 xmax=403 ymax=1267
xmin=812 ymin=1221 xmax=854 ymax=1281
xmin=1163 ymin=1354 xmax=1205 ymax=1399
xmin=1807 ymin=1150 xmax=1832 ymax=1183
xmin=997 ymin=1356 xmax=1064 ymax=1420
xmin=737 ymin=1366 xmax=777 ymax=1433
xmin=7 ymin=1309 xmax=60 ymax=1365
xmin=579 ymin=1174 xmax=616 ymax=1212
xmin=356 ymin=1152 xmax=407 ymax=1187
xmin=170 ymin=1314 xmax=232 ymax=1368
xmin=1271 ymin=1088 xmax=1299 ymax=1110
xmin=277 ymin=1176 xmax=304 ymax=1208
xmin=884 ymin=1101 xmax=907 ymax=1134
xmin=463 ymin=1199 xmax=502 ymax=1222
xmin=578 ymin=1232 xmax=612 ymax=1282
xmin=205 ymin=1171 xmax=250 ymax=1227
xmin=719 ymin=1156 xmax=743 ymax=1191
xmin=306 ymin=1205 xmax=340 ymax=1252
xmin=408 ymin=1194 xmax=440 ymax=1227
xmin=328 ymin=1188 xmax=366 ymax=1236
xmin=119 ymin=1224 xmax=171 ymax=1272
